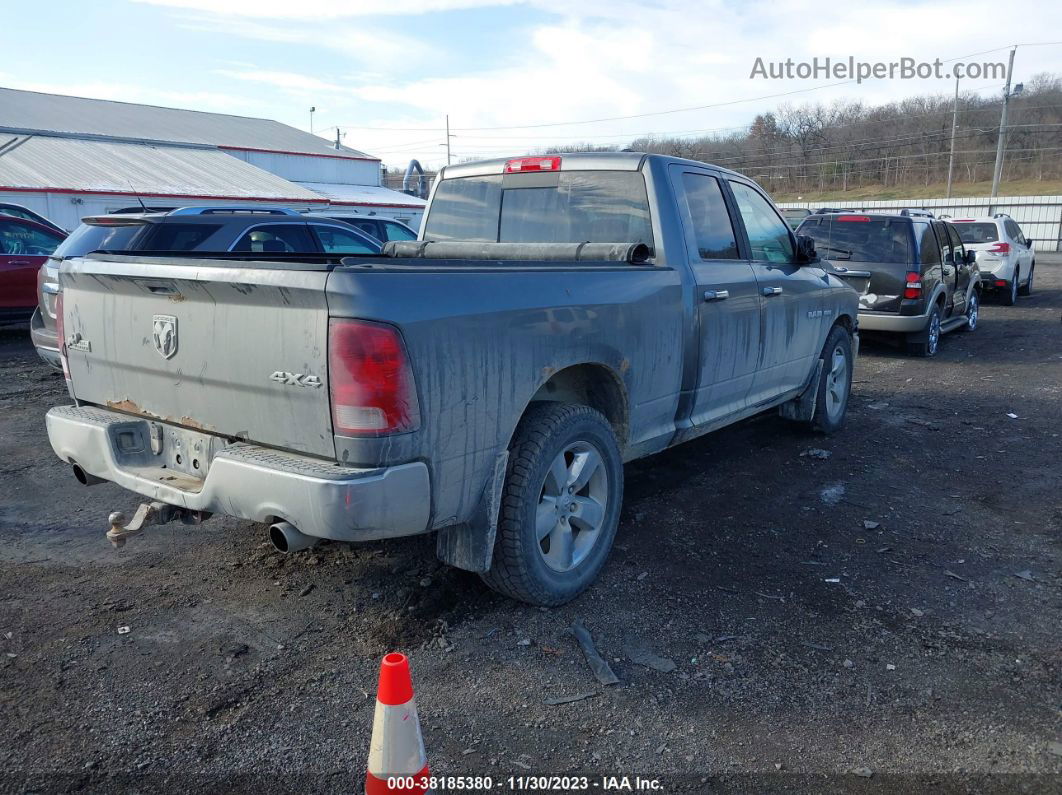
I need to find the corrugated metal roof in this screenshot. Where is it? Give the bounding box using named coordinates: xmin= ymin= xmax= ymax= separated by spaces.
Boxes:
xmin=298 ymin=181 xmax=427 ymax=208
xmin=0 ymin=135 xmax=326 ymax=202
xmin=0 ymin=86 xmax=375 ymax=160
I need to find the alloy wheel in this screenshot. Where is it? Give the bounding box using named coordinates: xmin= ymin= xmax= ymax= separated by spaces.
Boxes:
xmin=824 ymin=344 xmax=849 ymax=422
xmin=535 ymin=441 xmax=609 ymax=573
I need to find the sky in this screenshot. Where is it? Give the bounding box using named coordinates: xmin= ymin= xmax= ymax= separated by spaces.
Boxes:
xmin=1 ymin=0 xmax=1060 ymax=171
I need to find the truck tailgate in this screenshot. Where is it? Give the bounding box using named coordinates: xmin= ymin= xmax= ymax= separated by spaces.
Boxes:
xmin=61 ymin=255 xmax=335 ymax=458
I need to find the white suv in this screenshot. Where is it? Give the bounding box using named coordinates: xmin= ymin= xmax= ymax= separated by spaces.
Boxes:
xmin=951 ymin=214 xmax=1035 ymax=305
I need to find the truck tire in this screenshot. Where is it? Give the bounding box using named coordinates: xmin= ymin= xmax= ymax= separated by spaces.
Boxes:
xmin=481 ymin=403 xmax=623 ymax=606
xmin=809 ymin=324 xmax=854 ymax=434
xmin=906 ymin=304 xmax=942 ymax=357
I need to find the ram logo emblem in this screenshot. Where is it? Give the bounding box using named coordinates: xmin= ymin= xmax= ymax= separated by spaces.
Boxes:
xmin=152 ymin=315 xmax=178 ymax=359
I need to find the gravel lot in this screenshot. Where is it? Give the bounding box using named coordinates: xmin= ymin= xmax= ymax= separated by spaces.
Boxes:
xmin=2 ymin=256 xmax=1060 ymax=793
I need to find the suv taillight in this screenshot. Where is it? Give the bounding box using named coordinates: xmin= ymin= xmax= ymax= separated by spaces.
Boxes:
xmin=988 ymin=241 xmax=1011 ymax=254
xmin=328 ymin=319 xmax=419 ymax=436
xmin=55 ymin=291 xmax=71 ymax=382
xmin=903 ymin=272 xmax=923 ymax=300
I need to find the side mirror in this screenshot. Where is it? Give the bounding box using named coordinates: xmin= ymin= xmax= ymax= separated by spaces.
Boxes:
xmin=1026 ymin=238 xmax=1034 ymax=248
xmin=795 ymin=234 xmax=817 ymax=265
xmin=944 ymin=252 xmax=956 ymax=266
xmin=965 ymin=250 xmax=977 ymax=265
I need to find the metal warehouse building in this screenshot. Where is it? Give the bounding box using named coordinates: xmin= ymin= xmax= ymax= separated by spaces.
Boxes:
xmin=0 ymin=87 xmax=426 ymax=231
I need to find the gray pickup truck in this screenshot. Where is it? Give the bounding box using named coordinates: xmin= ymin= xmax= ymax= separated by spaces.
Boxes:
xmin=46 ymin=152 xmax=859 ymax=606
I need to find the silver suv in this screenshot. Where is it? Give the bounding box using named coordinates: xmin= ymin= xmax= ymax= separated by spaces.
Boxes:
xmin=951 ymin=214 xmax=1035 ymax=305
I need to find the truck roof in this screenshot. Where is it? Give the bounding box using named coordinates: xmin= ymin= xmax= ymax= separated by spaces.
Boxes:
xmin=440 ymin=151 xmax=747 ymax=180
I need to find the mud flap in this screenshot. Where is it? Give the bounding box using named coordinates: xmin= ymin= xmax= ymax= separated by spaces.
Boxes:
xmin=435 ymin=450 xmax=509 ymax=572
xmin=779 ymin=359 xmax=823 ymax=423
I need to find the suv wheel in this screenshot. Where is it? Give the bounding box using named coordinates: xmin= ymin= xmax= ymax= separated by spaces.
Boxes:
xmin=1001 ymin=270 xmax=1018 ymax=306
xmin=960 ymin=291 xmax=979 ymax=332
xmin=810 ymin=324 xmax=853 ymax=434
xmin=907 ymin=304 xmax=942 ymax=357
xmin=1019 ymin=262 xmax=1034 ymax=296
xmin=481 ymin=403 xmax=623 ymax=606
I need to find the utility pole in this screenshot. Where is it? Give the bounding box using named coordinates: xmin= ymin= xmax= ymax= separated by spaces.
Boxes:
xmin=990 ymin=47 xmax=1017 ymax=198
xmin=309 ymin=106 xmax=316 ymax=134
xmin=445 ymin=114 xmax=452 ymax=166
xmin=334 ymin=127 xmax=343 ymax=150
xmin=945 ymin=76 xmax=959 ymax=198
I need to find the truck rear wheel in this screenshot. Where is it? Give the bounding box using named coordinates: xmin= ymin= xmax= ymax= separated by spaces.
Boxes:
xmin=481 ymin=403 xmax=623 ymax=606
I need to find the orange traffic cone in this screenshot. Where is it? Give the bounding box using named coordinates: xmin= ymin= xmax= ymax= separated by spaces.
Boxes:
xmin=366 ymin=653 xmax=430 ymax=795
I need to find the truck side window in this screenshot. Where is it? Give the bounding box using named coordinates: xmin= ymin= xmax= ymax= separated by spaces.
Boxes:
xmin=916 ymin=223 xmax=940 ymax=265
xmin=679 ymin=173 xmax=738 ymax=260
xmin=728 ymin=182 xmax=794 ymax=264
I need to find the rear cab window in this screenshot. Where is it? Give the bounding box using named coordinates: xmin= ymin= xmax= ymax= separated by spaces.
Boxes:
xmin=423 ymin=170 xmax=654 ymax=248
xmin=798 ymin=215 xmax=912 ymax=263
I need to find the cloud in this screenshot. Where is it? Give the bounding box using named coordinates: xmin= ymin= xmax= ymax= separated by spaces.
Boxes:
xmin=214 ymin=69 xmax=347 ymax=94
xmin=133 ymin=0 xmax=519 ymax=19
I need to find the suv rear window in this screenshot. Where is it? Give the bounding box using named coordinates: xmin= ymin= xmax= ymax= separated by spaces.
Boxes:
xmin=798 ymin=216 xmax=912 ymax=263
xmin=952 ymin=222 xmax=998 ymax=244
xmin=51 ymin=223 xmax=145 ymax=257
xmin=423 ymin=171 xmax=654 ymax=246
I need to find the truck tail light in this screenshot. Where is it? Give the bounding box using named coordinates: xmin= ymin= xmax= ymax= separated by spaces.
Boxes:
xmin=328 ymin=319 xmax=419 ymax=436
xmin=504 ymin=156 xmax=561 ymax=173
xmin=903 ymin=272 xmax=923 ymax=300
xmin=55 ymin=291 xmax=71 ymax=382
xmin=988 ymin=241 xmax=1011 ymax=254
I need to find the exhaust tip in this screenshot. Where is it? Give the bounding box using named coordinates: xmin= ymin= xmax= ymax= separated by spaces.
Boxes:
xmin=269 ymin=521 xmax=316 ymax=554
xmin=72 ymin=463 xmax=103 ymax=486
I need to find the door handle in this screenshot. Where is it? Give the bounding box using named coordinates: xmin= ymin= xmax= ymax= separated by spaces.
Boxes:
xmin=703 ymin=289 xmax=729 ymax=302
xmin=761 ymin=286 xmax=783 ymax=296
xmin=7 ymin=260 xmax=32 ymax=266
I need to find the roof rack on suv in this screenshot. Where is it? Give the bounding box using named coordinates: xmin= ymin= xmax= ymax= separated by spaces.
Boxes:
xmin=168 ymin=207 xmax=301 ymax=216
xmin=899 ymin=208 xmax=934 ymax=218
xmin=813 ymin=207 xmax=859 ymax=214
xmin=992 ymin=212 xmax=1011 ymax=219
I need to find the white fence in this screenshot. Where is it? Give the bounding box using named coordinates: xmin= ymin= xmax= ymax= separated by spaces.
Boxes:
xmin=777 ymin=195 xmax=1062 ymax=252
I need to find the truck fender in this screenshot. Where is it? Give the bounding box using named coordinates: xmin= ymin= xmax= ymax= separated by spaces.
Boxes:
xmin=435 ymin=449 xmax=509 ymax=572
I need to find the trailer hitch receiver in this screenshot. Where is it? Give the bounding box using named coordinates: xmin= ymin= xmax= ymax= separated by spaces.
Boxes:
xmin=106 ymin=502 xmax=211 ymax=548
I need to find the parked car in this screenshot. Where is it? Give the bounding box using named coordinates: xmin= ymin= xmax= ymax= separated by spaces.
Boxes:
xmin=45 ymin=152 xmax=859 ymax=606
xmin=304 ymin=212 xmax=419 ymax=243
xmin=0 ymin=216 xmax=65 ymax=323
xmin=0 ymin=202 xmax=66 ymax=234
xmin=31 ymin=207 xmax=381 ymax=369
xmin=796 ymin=210 xmax=980 ymax=356
xmin=950 ymin=214 xmax=1035 ymax=305
xmin=781 ymin=207 xmax=812 ymax=230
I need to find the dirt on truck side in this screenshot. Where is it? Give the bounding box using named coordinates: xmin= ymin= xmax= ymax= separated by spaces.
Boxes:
xmin=1 ymin=258 xmax=1061 ymax=792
